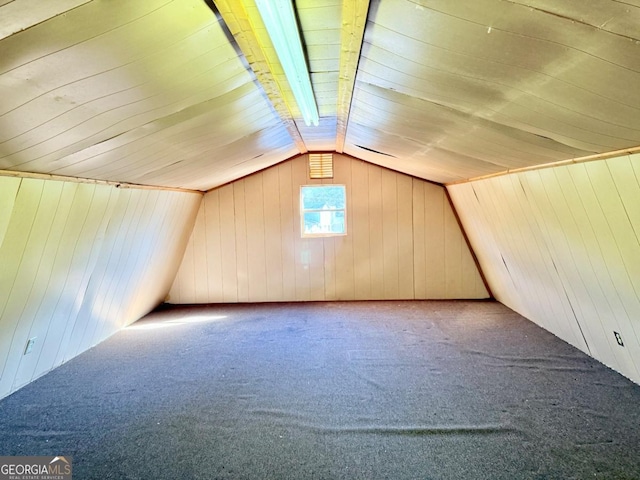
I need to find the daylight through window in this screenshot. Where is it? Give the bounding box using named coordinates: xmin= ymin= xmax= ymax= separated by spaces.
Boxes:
xmin=300 ymin=185 xmax=346 ymax=237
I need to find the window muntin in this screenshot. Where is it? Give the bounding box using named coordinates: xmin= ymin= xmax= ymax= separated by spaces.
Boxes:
xmin=300 ymin=185 xmax=346 ymax=237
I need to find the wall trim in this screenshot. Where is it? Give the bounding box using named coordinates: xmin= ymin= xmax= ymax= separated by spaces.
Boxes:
xmin=445 ymin=145 xmax=640 ymax=186
xmin=0 ymin=169 xmax=204 ymax=195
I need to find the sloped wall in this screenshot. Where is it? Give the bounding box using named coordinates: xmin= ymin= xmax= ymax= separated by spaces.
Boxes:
xmin=168 ymin=154 xmax=488 ymax=303
xmin=0 ymin=176 xmax=201 ymax=399
xmin=448 ymin=153 xmax=640 ymax=384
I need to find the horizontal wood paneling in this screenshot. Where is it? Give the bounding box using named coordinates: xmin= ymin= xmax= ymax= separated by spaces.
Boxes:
xmin=344 ymin=0 xmax=640 ymax=184
xmin=0 ymin=176 xmax=201 ymax=399
xmin=448 ymin=153 xmax=640 ymax=384
xmin=168 ymin=154 xmax=488 ymax=303
xmin=0 ymin=0 xmax=297 ymax=191
xmin=0 ymin=0 xmax=92 ymax=41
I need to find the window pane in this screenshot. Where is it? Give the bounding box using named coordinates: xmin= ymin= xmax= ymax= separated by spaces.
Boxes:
xmin=301 ymin=185 xmax=345 ymax=210
xmin=300 ymin=185 xmax=347 ymax=237
xmin=303 ymin=210 xmax=345 ymax=234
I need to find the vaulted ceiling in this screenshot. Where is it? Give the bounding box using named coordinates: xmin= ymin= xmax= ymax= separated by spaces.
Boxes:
xmin=1 ymin=0 xmax=639 ymax=191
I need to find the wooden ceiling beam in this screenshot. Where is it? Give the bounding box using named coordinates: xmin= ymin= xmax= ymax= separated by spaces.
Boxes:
xmin=213 ymin=0 xmax=307 ymax=154
xmin=335 ymin=0 xmax=370 ymax=153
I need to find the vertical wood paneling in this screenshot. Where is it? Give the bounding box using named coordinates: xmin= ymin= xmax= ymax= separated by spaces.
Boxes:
xmin=218 ymin=184 xmax=238 ymax=303
xmin=118 ymin=190 xmax=180 ymax=328
xmin=587 ymin=162 xmax=640 ymax=345
xmin=368 ymin=164 xmax=385 ymax=299
xmin=305 ymin=162 xmax=326 ymax=302
xmin=308 ymin=246 xmax=326 ymax=300
xmin=570 ymin=164 xmax=640 ymax=379
xmin=397 ymin=174 xmax=414 ymax=299
xmin=607 ymin=157 xmax=640 ymax=355
xmin=244 ymin=173 xmax=268 ymax=302
xmin=33 ymin=183 xmax=96 ymax=379
xmin=322 ymin=237 xmax=336 ymax=300
xmin=381 ymin=169 xmax=399 ymax=299
xmin=120 ymin=191 xmax=169 ymax=321
xmin=263 ymin=167 xmax=284 ymax=302
xmin=0 ymin=176 xmax=200 ymax=399
xmin=607 ymin=157 xmax=640 ymax=293
xmin=278 ymin=162 xmax=297 ymax=300
xmin=513 ymin=173 xmax=578 ymax=345
xmin=351 ymin=159 xmax=371 ymax=299
xmin=0 ymin=180 xmax=64 ymax=395
xmin=424 ymin=183 xmax=445 ymax=298
xmin=322 ymin=161 xmax=337 ymax=301
xmin=333 ymin=155 xmax=354 ymax=300
xmin=474 ymin=179 xmax=531 ymax=314
xmin=171 ymin=154 xmax=488 ymax=305
xmin=204 ymin=190 xmax=224 ymax=302
xmin=537 ymin=168 xmax=612 ymax=362
xmin=176 ymin=222 xmax=196 ymax=303
xmin=79 ymin=188 xmax=133 ymax=349
xmin=444 ymin=193 xmax=462 ymax=296
xmin=421 ymin=181 xmax=487 ymax=300
xmin=11 ymin=183 xmax=79 ymax=390
xmin=488 ymin=175 xmax=546 ymax=327
xmin=0 ymin=180 xmax=45 ymax=337
xmin=192 ymin=198 xmax=209 ymax=302
xmin=449 ymin=153 xmax=640 ymax=384
xmin=454 ymin=188 xmax=485 ymax=298
xmin=463 ymin=183 xmax=515 ymax=302
xmin=110 ymin=191 xmax=158 ymax=328
xmin=505 ymin=173 xmax=575 ymax=342
xmin=412 ymin=180 xmax=426 ymax=299
xmin=233 ymin=181 xmax=249 ymax=302
xmin=541 ymin=163 xmax=638 ymax=374
xmin=55 ymin=186 xmax=119 ymax=366
xmin=291 ymin=157 xmax=311 ymax=300
xmin=0 ymin=177 xmax=21 ymax=246
xmin=152 ymin=192 xmax=201 ymax=307
xmin=94 ymin=190 xmax=154 ymax=341
xmin=74 ymin=189 xmax=135 ymax=353
xmin=555 ymin=164 xmax=630 ymax=362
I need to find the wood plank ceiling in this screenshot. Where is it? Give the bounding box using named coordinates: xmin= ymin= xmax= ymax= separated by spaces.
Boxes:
xmin=1 ymin=0 xmax=639 ymax=191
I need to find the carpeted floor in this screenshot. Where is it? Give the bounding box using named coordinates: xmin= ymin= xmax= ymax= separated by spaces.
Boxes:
xmin=1 ymin=301 xmax=639 ymax=479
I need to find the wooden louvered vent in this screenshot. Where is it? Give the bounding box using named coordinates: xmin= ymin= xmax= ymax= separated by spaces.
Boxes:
xmin=308 ymin=153 xmax=333 ymax=179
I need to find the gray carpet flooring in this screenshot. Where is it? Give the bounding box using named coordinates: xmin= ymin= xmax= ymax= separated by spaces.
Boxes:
xmin=1 ymin=300 xmax=639 ymax=479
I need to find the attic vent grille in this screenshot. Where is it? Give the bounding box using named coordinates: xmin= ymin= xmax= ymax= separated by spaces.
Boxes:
xmin=309 ymin=153 xmax=333 ymax=179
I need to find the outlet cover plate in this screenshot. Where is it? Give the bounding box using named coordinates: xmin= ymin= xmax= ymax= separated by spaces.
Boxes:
xmin=614 ymin=331 xmax=624 ymax=347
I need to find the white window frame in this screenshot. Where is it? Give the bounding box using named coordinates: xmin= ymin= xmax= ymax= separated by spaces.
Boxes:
xmin=300 ymin=185 xmax=347 ymax=238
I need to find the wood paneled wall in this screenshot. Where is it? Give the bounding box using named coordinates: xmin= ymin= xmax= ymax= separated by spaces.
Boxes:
xmin=168 ymin=154 xmax=488 ymax=303
xmin=0 ymin=176 xmax=201 ymax=399
xmin=448 ymin=153 xmax=640 ymax=384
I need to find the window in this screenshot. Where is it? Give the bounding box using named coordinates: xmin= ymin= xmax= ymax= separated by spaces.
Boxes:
xmin=300 ymin=185 xmax=346 ymax=237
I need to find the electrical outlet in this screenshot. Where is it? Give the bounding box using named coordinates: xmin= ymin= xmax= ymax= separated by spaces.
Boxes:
xmin=24 ymin=337 xmax=36 ymax=355
xmin=614 ymin=331 xmax=624 ymax=347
